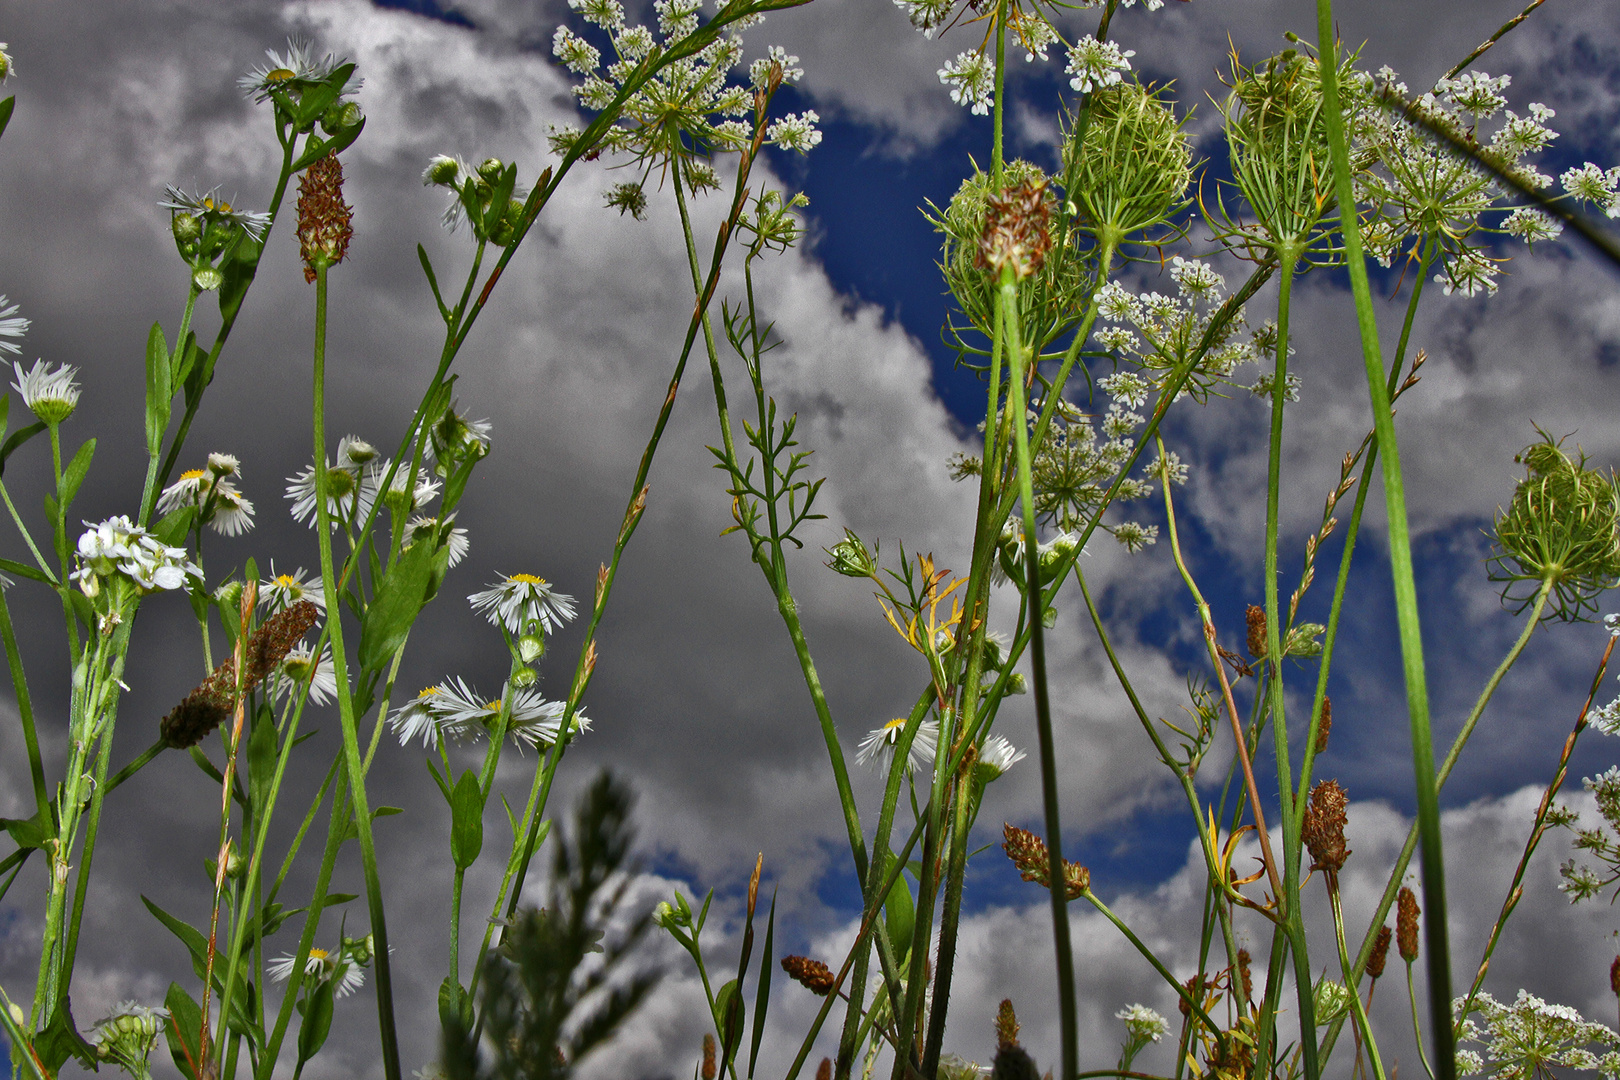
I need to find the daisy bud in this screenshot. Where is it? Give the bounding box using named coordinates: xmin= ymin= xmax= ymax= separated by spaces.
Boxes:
xmin=321 ymin=100 xmax=363 ymax=135
xmin=423 ymin=155 xmax=462 ymax=187
xmin=476 ymin=157 xmax=504 ymax=183
xmin=172 ymin=212 xmax=203 ymax=246
xmin=296 ymin=151 xmax=353 ymax=283
xmin=509 ymin=666 xmax=538 ymax=690
xmin=192 ymin=266 xmax=224 ymax=292
xmin=8 ymin=1003 xmax=23 ymax=1026
xmin=518 ymin=634 xmax=545 ymax=664
xmin=1396 ymin=887 xmax=1420 ymax=961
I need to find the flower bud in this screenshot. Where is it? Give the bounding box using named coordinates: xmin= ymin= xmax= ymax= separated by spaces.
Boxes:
xmin=172 ymin=211 xmax=203 ymax=246
xmin=653 ymin=901 xmax=676 ymax=928
xmin=477 ymin=157 xmax=504 ymax=183
xmin=1312 ymin=978 xmax=1350 ymax=1025
xmin=192 ymin=266 xmax=224 ymax=292
xmin=0 ymin=46 xmax=12 ymax=83
xmin=508 ymin=666 xmax=538 ymax=689
xmin=321 ymin=100 xmax=363 ymax=135
xmin=824 ymin=529 xmax=876 ymax=578
xmin=518 ymin=634 xmax=546 ymax=664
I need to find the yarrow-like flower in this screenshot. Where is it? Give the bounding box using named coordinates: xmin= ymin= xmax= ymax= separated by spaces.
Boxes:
xmin=0 ymin=295 xmax=29 ymax=355
xmin=73 ymin=515 xmax=201 ymax=597
xmin=1066 ymin=37 xmax=1135 ymax=94
xmin=12 ymin=359 xmax=80 ymax=423
xmin=855 ymin=716 xmax=940 ymax=774
xmin=469 ymin=573 xmax=578 ymax=636
xmin=1116 ymin=1004 xmax=1169 ymax=1043
xmin=1453 ymin=989 xmax=1620 ymax=1080
xmin=939 ymin=51 xmax=995 ymax=116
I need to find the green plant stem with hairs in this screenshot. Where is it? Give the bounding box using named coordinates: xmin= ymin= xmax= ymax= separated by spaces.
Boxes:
xmin=1315 ymin=6 xmax=1453 ymax=1075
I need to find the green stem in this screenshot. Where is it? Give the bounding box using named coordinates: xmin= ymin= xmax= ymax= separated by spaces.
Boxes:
xmin=1329 ymin=877 xmax=1387 ymax=1080
xmin=310 ymin=260 xmax=401 ymax=1080
xmin=0 ymin=584 xmax=49 ymax=824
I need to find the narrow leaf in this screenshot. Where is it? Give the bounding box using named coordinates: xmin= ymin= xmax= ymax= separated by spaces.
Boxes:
xmin=450 ymin=769 xmax=485 ymax=871
xmin=145 ymin=322 xmax=171 ymax=455
xmin=357 ymin=538 xmax=434 ymax=671
xmin=748 ymin=890 xmax=775 ymax=1079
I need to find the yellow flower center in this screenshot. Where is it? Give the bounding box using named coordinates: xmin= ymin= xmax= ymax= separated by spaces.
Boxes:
xmin=202 ymin=196 xmax=234 ymax=214
xmin=274 ymin=574 xmax=300 ymax=589
xmin=882 ymin=717 xmax=907 ymax=731
xmin=484 ymin=700 xmax=503 ymax=714
xmin=418 ymin=686 xmax=440 ymax=698
xmin=265 ymin=68 xmax=297 ymax=84
xmin=308 ymin=947 xmax=330 ymax=961
xmin=509 ymin=573 xmax=547 ymax=585
xmin=180 ymin=468 xmax=207 ymax=481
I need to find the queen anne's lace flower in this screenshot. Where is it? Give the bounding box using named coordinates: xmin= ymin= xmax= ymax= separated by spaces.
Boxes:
xmin=1561 ymin=163 xmax=1620 ymax=218
xmin=939 ymin=51 xmax=995 ymax=116
xmin=1454 ymin=989 xmax=1619 ymax=1080
xmin=1065 ymin=37 xmax=1134 ymax=94
xmin=767 ymin=111 xmax=822 ymax=152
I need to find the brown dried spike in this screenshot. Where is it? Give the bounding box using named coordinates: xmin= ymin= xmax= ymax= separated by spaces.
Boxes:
xmin=1301 ymin=779 xmax=1350 ymax=873
xmin=1236 ymin=948 xmax=1253 ymax=1004
xmin=996 ymin=998 xmax=1021 ymax=1051
xmin=1611 ymin=955 xmax=1620 ymax=998
xmin=701 ymin=1034 xmax=716 ymax=1080
xmin=1396 ymin=887 xmax=1420 ymax=961
xmin=297 ymin=152 xmax=354 ymax=282
xmin=244 ymin=599 xmax=320 ymax=687
xmin=1002 ymin=824 xmax=1089 ymax=899
xmin=1315 ymin=697 xmax=1333 ymax=754
xmin=1367 ymin=926 xmax=1392 ymax=980
xmin=1245 ymin=605 xmax=1267 ymax=658
xmin=976 ymin=178 xmax=1053 ymax=280
xmin=160 ymin=690 xmax=232 ymax=750
xmin=815 ymin=1059 xmax=831 ymax=1080
xmin=781 ymin=955 xmax=836 ymax=996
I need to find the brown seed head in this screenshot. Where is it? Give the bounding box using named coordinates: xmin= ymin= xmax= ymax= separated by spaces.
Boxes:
xmin=1611 ymin=955 xmax=1620 ymax=999
xmin=781 ymin=955 xmax=836 ymax=996
xmin=1367 ymin=925 xmax=1392 ymax=980
xmin=1236 ymin=948 xmax=1253 ymax=1004
xmin=991 ymin=1043 xmax=1042 ymax=1080
xmin=1245 ymin=605 xmax=1267 ymax=658
xmin=1301 ymin=779 xmax=1350 ymax=873
xmin=1315 ymin=696 xmax=1333 ymax=754
xmin=702 ymin=1034 xmax=716 ymax=1080
xmin=1002 ymin=824 xmax=1089 ymax=899
xmin=976 ymin=178 xmax=1053 ymax=280
xmin=297 ymin=152 xmax=353 ymax=282
xmin=996 ymin=998 xmax=1021 ymax=1051
xmin=161 ymin=600 xmax=319 ymax=748
xmin=1396 ymin=887 xmax=1420 ymax=962
xmin=1178 ymin=973 xmax=1205 ymax=1018
xmin=160 ymin=691 xmax=232 ymax=750
xmin=815 ymin=1059 xmax=831 ymax=1080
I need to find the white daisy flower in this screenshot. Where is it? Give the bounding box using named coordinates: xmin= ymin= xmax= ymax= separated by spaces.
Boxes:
xmin=469 ymin=574 xmax=577 ymax=635
xmin=384 ymin=465 xmax=440 ymax=515
xmin=389 ymin=685 xmax=457 ymax=747
xmin=429 ymin=403 xmax=492 ymax=465
xmin=278 ymin=643 xmax=338 ymax=706
xmin=12 ymin=359 xmax=80 ymax=423
xmin=0 ymin=295 xmax=29 ymax=355
xmin=976 ymin=734 xmax=1027 ymax=779
xmin=408 ymin=515 xmax=470 ymax=568
xmin=286 ymin=437 xmax=384 ymax=528
xmin=238 ymin=38 xmax=362 ymax=102
xmin=158 ymin=466 xmax=255 ymax=535
xmin=159 ymin=186 xmax=272 ymax=242
xmin=207 ymin=452 xmax=241 ymax=477
xmin=267 ymin=945 xmax=366 ymax=997
xmin=856 ymin=717 xmax=940 ymax=774
xmin=260 ymin=565 xmax=326 ymax=613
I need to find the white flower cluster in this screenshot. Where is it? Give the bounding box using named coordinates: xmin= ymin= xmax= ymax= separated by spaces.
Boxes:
xmin=285 ymin=436 xmax=463 ymax=556
xmin=73 ymin=516 xmax=201 ymax=596
xmin=547 ymin=0 xmax=819 ymax=161
xmin=1116 ymin=1003 xmax=1169 ymax=1043
xmin=1066 ymin=37 xmax=1135 ymax=95
xmin=1091 ymin=259 xmax=1259 ymax=398
xmin=939 ymin=51 xmax=995 ymax=116
xmin=1453 ymin=989 xmax=1620 ymax=1080
xmin=158 ymin=452 xmax=255 ymax=536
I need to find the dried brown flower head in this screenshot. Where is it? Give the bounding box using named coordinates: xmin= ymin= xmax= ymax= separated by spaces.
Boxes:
xmin=1315 ymin=696 xmax=1332 ymax=754
xmin=996 ymin=998 xmax=1021 ymax=1051
xmin=781 ymin=955 xmax=836 ymax=996
xmin=976 ymin=178 xmax=1053 ymax=280
xmin=159 ymin=692 xmax=232 ymax=751
xmin=1396 ymin=887 xmax=1420 ymax=962
xmin=815 ymin=1059 xmax=831 ymax=1080
xmin=1367 ymin=925 xmax=1392 ymax=980
xmin=1301 ymin=779 xmax=1350 ymax=873
xmin=1236 ymin=948 xmax=1253 ymax=1004
xmin=1610 ymin=955 xmax=1619 ymax=999
xmin=1002 ymin=824 xmax=1089 ymax=899
xmin=702 ymin=1033 xmax=716 ymax=1080
xmin=160 ymin=600 xmax=320 ymax=748
xmin=297 ymin=152 xmax=353 ymax=282
xmin=991 ymin=1042 xmax=1041 ymax=1080
xmin=1245 ymin=604 xmax=1267 ymax=658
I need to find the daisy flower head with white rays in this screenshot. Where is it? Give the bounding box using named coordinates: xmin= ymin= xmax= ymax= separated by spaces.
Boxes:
xmin=238 ymin=38 xmax=362 ymax=103
xmin=857 ymin=717 xmax=940 ymax=775
xmin=260 ymin=565 xmax=326 ymax=613
xmin=389 ymin=684 xmax=456 ymax=747
xmin=976 ymin=734 xmax=1027 ymax=780
xmin=277 ymin=643 xmax=338 ymax=706
xmin=429 ymin=401 xmax=492 ymax=466
xmin=159 ymin=186 xmax=272 ymax=243
xmin=286 ymin=435 xmax=384 ymax=528
xmin=0 ymin=295 xmax=29 ymax=355
xmin=13 ymin=359 xmax=79 ymax=424
xmin=158 ymin=461 xmax=255 ymax=536
xmin=470 ymin=574 xmax=577 ymax=636
xmin=267 ymin=945 xmax=366 ymax=997
xmin=408 ymin=515 xmax=470 ymax=567
xmin=497 ymin=686 xmax=570 ymax=749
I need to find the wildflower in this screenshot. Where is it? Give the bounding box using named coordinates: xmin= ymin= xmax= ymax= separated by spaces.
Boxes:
xmin=976 ymin=734 xmax=1027 ymax=780
xmin=159 ymin=186 xmax=272 ymax=242
xmin=384 ymin=464 xmax=440 ymax=516
xmin=977 ymin=178 xmax=1053 ymax=280
xmin=158 ymin=465 xmax=256 ymax=536
xmin=0 ymin=43 xmax=12 ymax=82
xmin=939 ymin=51 xmax=995 ymax=116
xmin=389 ymin=685 xmax=454 ymax=747
xmin=297 ymin=152 xmax=353 ymax=282
xmin=12 ymin=359 xmax=80 ymax=423
xmin=750 ymin=46 xmax=803 ymax=89
xmin=268 ymin=945 xmax=367 ymax=997
xmin=824 ymin=528 xmax=877 ymax=578
xmin=892 ymin=0 xmax=955 ymax=37
xmin=1604 ymin=613 xmax=1620 ymax=637
xmin=286 ymin=436 xmax=385 ymax=528
xmin=1003 ymin=823 xmax=1089 ymax=899
xmin=1435 ymin=71 xmax=1510 ymax=122
xmin=429 ymin=402 xmax=492 ymax=465
xmin=1110 ymin=520 xmax=1158 ymax=554
xmin=408 ymin=515 xmax=470 ymax=567
xmin=260 ymin=565 xmax=326 ymax=613
xmin=1250 ymin=370 xmax=1303 ymax=401
xmin=781 ymin=955 xmax=836 ymax=996
xmin=855 ymin=716 xmax=939 ymax=774
xmin=469 ymin=573 xmax=577 ymax=636
xmin=0 ymin=295 xmax=29 ymax=354
xmin=766 ymin=111 xmax=822 ymax=153
xmin=277 ymin=643 xmax=338 ymax=706
xmin=1116 ymin=1004 xmax=1169 ymax=1043
xmin=91 ymin=1001 xmax=169 ymax=1072
xmin=1561 ymin=163 xmax=1620 ymax=218
xmin=1065 ymin=38 xmax=1134 ymax=95
xmin=1453 ymin=989 xmax=1618 ymax=1080
xmin=997 ymin=1000 xmax=1021 ymax=1051
xmin=1314 ymin=978 xmax=1351 ymax=1024
xmin=73 ymin=515 xmax=200 ymax=596
xmin=238 ymin=38 xmax=361 ymax=103
xmin=1591 ymin=698 xmax=1620 ymax=737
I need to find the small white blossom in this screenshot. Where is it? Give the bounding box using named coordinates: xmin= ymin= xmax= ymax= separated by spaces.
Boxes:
xmin=552 ymin=26 xmax=601 ymax=74
xmin=0 ymin=295 xmax=29 ymax=355
xmin=977 ymin=734 xmax=1026 ymax=779
xmin=73 ymin=515 xmax=200 ymax=595
xmin=1116 ymin=1004 xmax=1169 ymax=1043
xmin=268 ymin=945 xmax=366 ymax=997
xmin=894 ymin=0 xmax=955 ymax=37
xmin=857 ymin=716 xmax=940 ymax=774
xmin=1170 ymin=256 xmax=1223 ymax=299
xmin=469 ymin=573 xmax=577 ymax=636
xmin=1250 ymin=371 xmax=1303 ymax=402
xmin=939 ymin=51 xmax=995 ymax=116
xmin=1065 ymin=37 xmax=1134 ymax=94
xmin=767 ymin=111 xmax=822 ymax=152
xmin=159 ymin=186 xmax=272 ymax=241
xmin=260 ymin=565 xmax=326 ymax=613
xmin=12 ymin=359 xmax=80 ymax=423
xmin=1561 ymin=163 xmax=1620 ymax=217
xmin=1502 ymin=206 xmax=1562 ymax=244
xmin=750 ymin=46 xmax=803 ymax=88
xmin=1111 ymin=521 xmax=1158 ymax=554
xmin=1435 ymin=71 xmax=1510 ymax=121
xmin=1100 ymin=371 xmax=1151 ymax=409
xmin=277 ymin=643 xmax=339 ymax=706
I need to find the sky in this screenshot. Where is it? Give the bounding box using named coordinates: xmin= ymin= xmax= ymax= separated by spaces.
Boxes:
xmin=0 ymin=0 xmax=1618 ymax=1078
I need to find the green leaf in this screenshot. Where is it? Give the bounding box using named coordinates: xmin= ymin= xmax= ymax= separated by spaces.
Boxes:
xmin=0 ymin=97 xmax=13 ymax=141
xmin=58 ymin=439 xmax=95 ymax=511
xmin=295 ymin=976 xmax=335 ymax=1065
xmin=357 ymin=538 xmax=434 ymax=672
xmin=143 ymin=894 xmax=210 ymax=981
xmin=35 ymin=998 xmax=96 ymax=1073
xmin=438 ymin=976 xmax=473 ymax=1033
xmin=292 ymin=63 xmax=356 ymax=135
xmin=882 ymin=853 xmax=915 ymax=963
xmin=714 ymin=978 xmax=745 ymax=1061
xmin=248 ymin=704 xmax=278 ymax=813
xmin=749 ymin=891 xmax=775 ymax=1078
xmin=146 ymin=322 xmax=172 ymax=455
xmin=0 ymin=420 xmax=44 ymax=477
xmin=153 ymin=504 xmax=195 ymax=547
xmin=418 ymin=244 xmax=449 ymax=320
xmin=164 ymin=982 xmax=205 ymax=1080
xmin=171 ymin=332 xmax=201 ymax=397
xmin=0 ymin=987 xmax=44 ymax=1080
xmin=320 ymin=892 xmax=359 ymax=908
xmin=217 ymin=236 xmax=262 ymax=330
xmin=0 ymin=557 xmax=48 ymax=584
xmin=373 ymin=805 xmax=404 ymax=819
xmin=450 ymin=769 xmax=485 ymax=871
xmin=0 ymin=807 xmax=54 ymax=849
